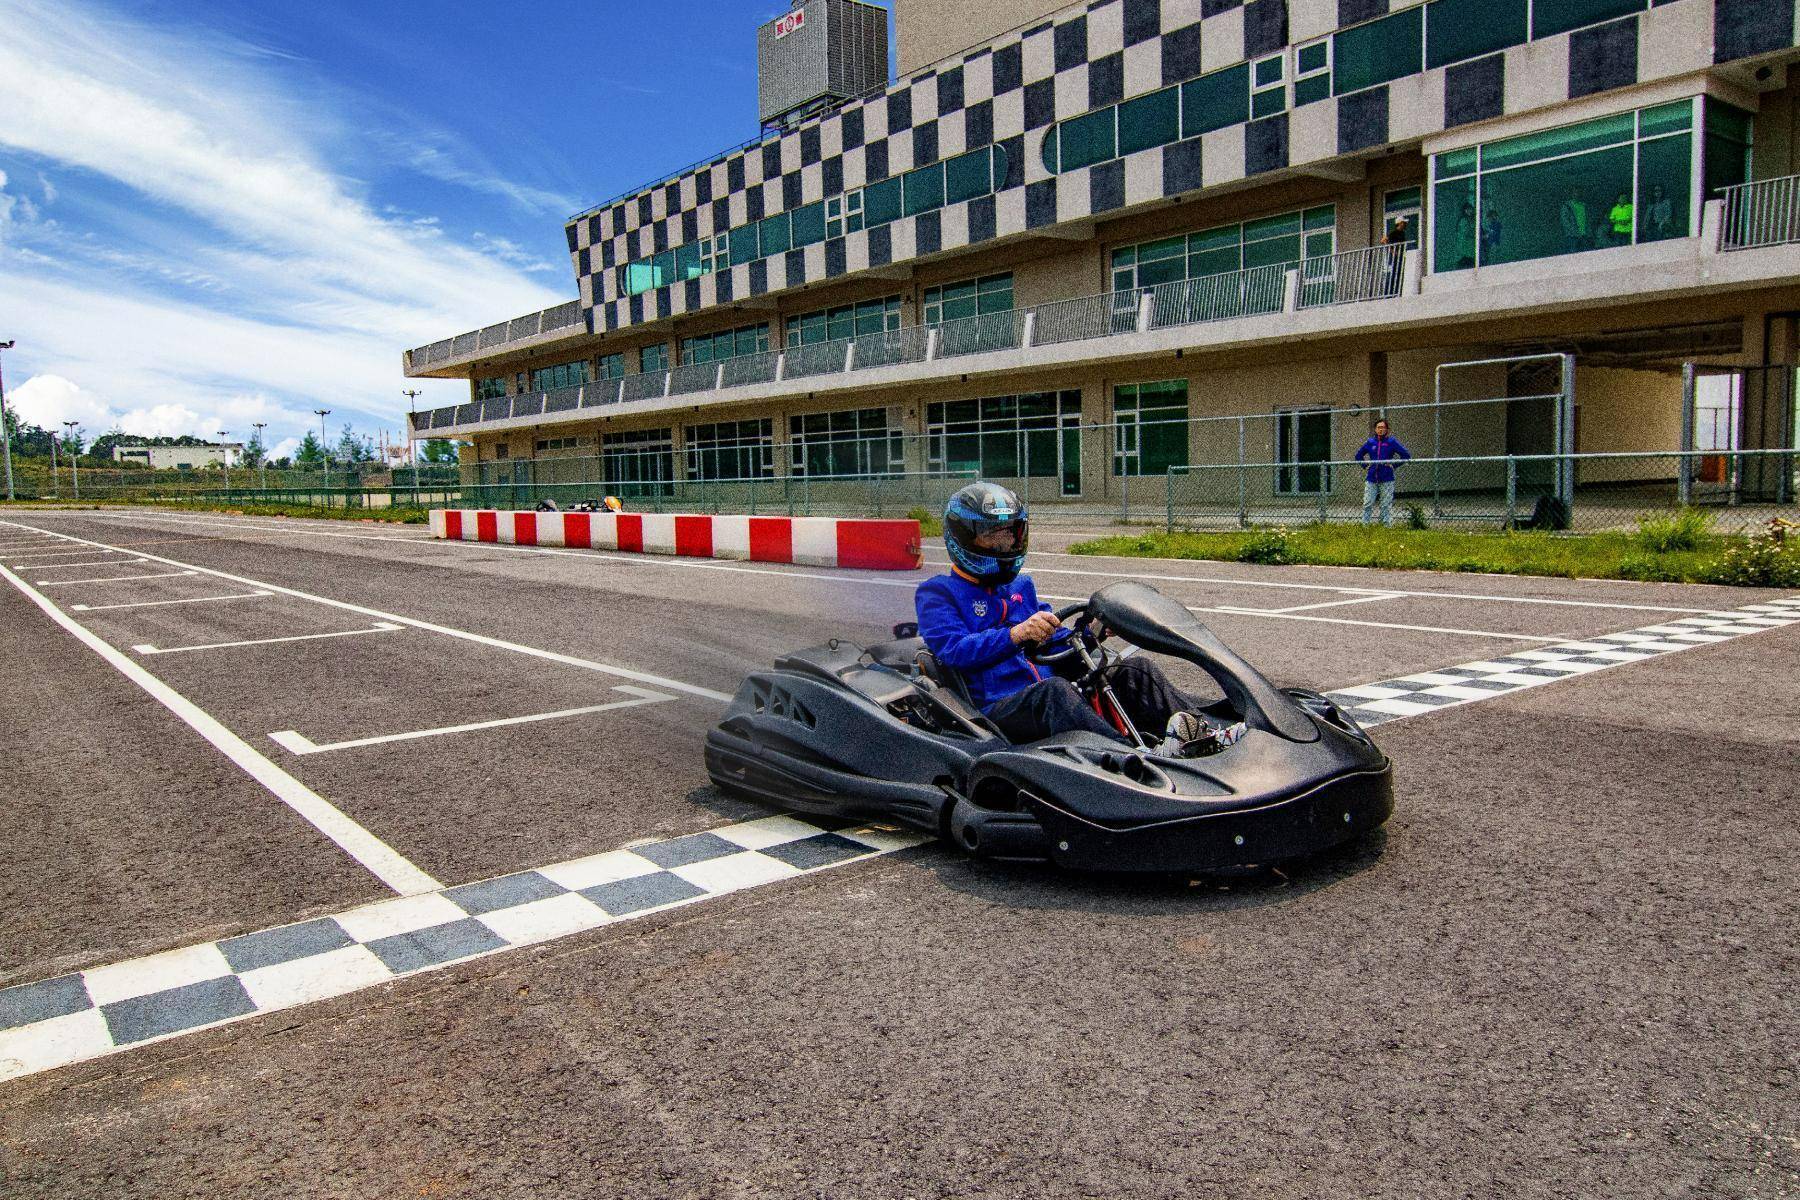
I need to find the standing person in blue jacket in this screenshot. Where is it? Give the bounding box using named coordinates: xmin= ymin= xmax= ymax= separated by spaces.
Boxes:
xmin=1355 ymin=419 xmax=1412 ymax=526
xmin=914 ymin=481 xmax=1228 ymax=755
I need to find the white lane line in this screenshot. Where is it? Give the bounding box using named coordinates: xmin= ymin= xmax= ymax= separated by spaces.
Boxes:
xmin=269 ymin=685 xmax=675 ymax=755
xmin=1254 ymin=593 xmax=1403 ymax=614
xmin=0 ymin=560 xmax=440 ymax=896
xmin=40 ymin=571 xmax=199 ymax=586
xmin=2 ymin=549 xmax=128 ymax=562
xmin=27 ymin=558 xmax=151 ymax=570
xmin=133 ymin=623 xmax=404 ymax=655
xmin=69 ymin=591 xmax=271 ymax=612
xmin=0 ymin=519 xmax=734 ymax=704
xmin=1036 ymin=591 xmax=1570 ymax=644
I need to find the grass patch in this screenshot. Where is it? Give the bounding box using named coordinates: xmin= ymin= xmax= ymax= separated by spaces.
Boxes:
xmin=0 ymin=499 xmax=431 ymax=524
xmin=1069 ymin=518 xmax=1799 ymax=586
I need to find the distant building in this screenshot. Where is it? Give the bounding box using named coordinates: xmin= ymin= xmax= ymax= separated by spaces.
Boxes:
xmin=112 ymin=442 xmax=243 ymax=470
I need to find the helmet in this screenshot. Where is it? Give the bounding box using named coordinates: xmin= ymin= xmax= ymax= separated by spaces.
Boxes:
xmin=603 ymin=495 xmax=624 ymax=513
xmin=943 ymin=481 xmax=1029 ymax=586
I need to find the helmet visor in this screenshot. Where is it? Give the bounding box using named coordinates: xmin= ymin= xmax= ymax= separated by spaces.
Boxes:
xmin=955 ymin=515 xmax=1029 ymax=557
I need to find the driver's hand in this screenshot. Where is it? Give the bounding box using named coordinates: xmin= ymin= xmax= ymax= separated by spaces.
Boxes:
xmin=1009 ymin=611 xmax=1062 ymax=645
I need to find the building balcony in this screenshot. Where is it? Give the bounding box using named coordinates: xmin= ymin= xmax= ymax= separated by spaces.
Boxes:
xmin=404 ymin=300 xmax=586 ymax=377
xmin=407 ymin=192 xmax=1800 ymax=441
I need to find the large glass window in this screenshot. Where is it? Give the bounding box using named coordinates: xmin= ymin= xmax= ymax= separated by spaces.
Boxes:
xmin=475 ymin=376 xmax=507 ymax=401
xmin=1531 ymin=0 xmax=1644 ymax=39
xmin=679 ymin=323 xmax=770 ymax=364
xmin=944 ymin=147 xmax=996 ymax=205
xmin=1113 ymin=381 xmax=1189 ymax=477
xmin=789 ymin=408 xmax=904 ymax=477
xmin=1061 ymin=108 xmax=1118 ymax=171
xmin=924 ymin=273 xmax=1014 ymax=325
xmin=1702 ymin=97 xmax=1753 ymax=203
xmin=785 ymin=297 xmax=902 ymax=346
xmin=1111 ymin=206 xmax=1336 ymax=290
xmin=529 ymin=360 xmax=589 ymax=392
xmin=863 ymin=177 xmax=903 ymax=227
xmin=729 ymin=224 xmax=760 ymax=267
xmin=904 ymin=163 xmax=945 ymax=215
xmin=1427 ymin=0 xmax=1527 ymax=68
xmin=927 ymin=391 xmax=1083 ymax=495
xmin=640 ymin=343 xmax=670 ymax=374
xmin=759 ymin=212 xmax=792 ymax=256
xmin=1182 ymin=65 xmax=1249 ymax=136
xmin=790 ymin=202 xmax=827 ymax=248
xmin=602 ymin=427 xmax=674 ymax=497
xmin=1293 ymin=40 xmax=1332 ymax=107
xmin=1432 ymin=100 xmax=1695 ymax=272
xmin=1334 ymin=7 xmax=1423 ymax=95
xmin=685 ymin=419 xmax=773 ymax=480
xmin=595 ymin=352 xmax=626 ymax=380
xmin=1119 ymin=87 xmax=1180 ymax=156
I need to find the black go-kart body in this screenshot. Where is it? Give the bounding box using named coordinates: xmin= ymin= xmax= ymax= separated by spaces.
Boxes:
xmin=705 ymin=581 xmax=1392 ymax=872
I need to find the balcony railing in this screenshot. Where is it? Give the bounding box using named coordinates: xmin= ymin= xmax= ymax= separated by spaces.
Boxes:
xmin=406 ymin=254 xmax=1415 ymax=436
xmin=1720 ymin=174 xmax=1800 ymax=251
xmin=406 ymin=300 xmax=586 ymax=371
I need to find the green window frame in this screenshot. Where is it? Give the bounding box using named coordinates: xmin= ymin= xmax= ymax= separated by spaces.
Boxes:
xmin=924 ymin=273 xmax=1014 ymax=325
xmin=680 ymin=323 xmax=770 ymax=364
xmin=1182 ymin=64 xmax=1249 ymax=136
xmin=1250 ymin=54 xmax=1286 ymax=117
xmin=788 ymin=407 xmax=904 ymax=477
xmin=926 ymin=391 xmax=1084 ymax=495
xmin=1333 ymin=7 xmax=1423 ymax=95
xmin=684 ymin=418 xmax=774 ymax=481
xmin=1113 ymin=381 xmax=1190 ymax=477
xmin=785 ymin=297 xmax=902 ymax=346
xmin=1293 ymin=39 xmax=1332 ymax=106
xmin=529 ymin=359 xmax=589 ymax=392
xmin=595 ymin=353 xmax=625 ymax=380
xmin=639 ymin=342 xmax=670 ymax=374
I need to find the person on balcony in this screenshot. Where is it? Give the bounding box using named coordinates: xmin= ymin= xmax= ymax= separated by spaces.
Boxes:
xmin=1607 ymin=192 xmax=1635 ymax=245
xmin=1356 ymin=419 xmax=1412 ymax=527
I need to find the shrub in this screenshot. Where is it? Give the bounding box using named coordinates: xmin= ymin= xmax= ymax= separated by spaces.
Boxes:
xmin=1405 ymin=504 xmax=1429 ymax=531
xmin=1237 ymin=526 xmax=1294 ymax=565
xmin=1697 ymin=522 xmax=1800 ymax=587
xmin=1618 ymin=553 xmax=1683 ymax=582
xmin=906 ymin=505 xmax=944 ymax=537
xmin=1633 ymin=508 xmax=1714 ymax=554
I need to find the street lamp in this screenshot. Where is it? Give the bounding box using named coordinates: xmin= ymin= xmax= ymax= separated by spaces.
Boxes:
xmin=252 ymin=421 xmax=268 ymax=491
xmin=61 ymin=421 xmax=80 ymax=500
xmin=313 ymin=408 xmax=331 ymax=496
xmin=0 ymin=339 xmax=15 ymax=501
xmin=403 ymin=389 xmax=422 ymax=506
xmin=217 ymin=430 xmax=230 ymax=493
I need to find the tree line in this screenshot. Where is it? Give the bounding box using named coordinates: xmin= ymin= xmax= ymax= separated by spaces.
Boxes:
xmin=2 ymin=412 xmax=461 ymax=470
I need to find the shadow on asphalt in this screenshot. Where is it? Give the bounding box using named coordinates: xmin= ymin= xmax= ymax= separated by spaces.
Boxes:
xmin=686 ymin=784 xmax=1391 ymax=916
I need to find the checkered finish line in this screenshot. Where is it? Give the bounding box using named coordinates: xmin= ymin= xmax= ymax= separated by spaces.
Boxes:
xmin=3 ymin=593 xmax=1795 ymax=1084
xmin=0 ymin=816 xmax=925 ymax=1083
xmin=1322 ymin=596 xmax=1800 ymax=728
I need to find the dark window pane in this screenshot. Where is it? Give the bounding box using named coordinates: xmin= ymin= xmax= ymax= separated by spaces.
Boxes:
xmin=1437 ymin=147 xmax=1478 ymax=178
xmin=1060 ymin=108 xmax=1118 ymax=170
xmin=791 ymin=201 xmax=826 ymax=246
xmin=1182 ymin=65 xmax=1250 ymax=136
xmin=1427 ymin=0 xmax=1527 ymax=69
xmin=759 ymin=214 xmax=791 ymax=255
xmin=1251 ymin=87 xmax=1286 ymax=117
xmin=729 ymin=224 xmax=759 ymax=264
xmin=1294 ymin=74 xmax=1331 ymax=106
xmin=1118 ymin=87 xmax=1180 ymax=155
xmin=864 ymin=177 xmax=902 ymax=226
xmin=1638 ymin=132 xmax=1691 ymax=242
xmin=1242 ymin=233 xmax=1301 ymax=266
xmin=1481 ymin=112 xmax=1632 ymax=169
xmin=1041 ymin=125 xmax=1059 ymax=173
xmin=1298 ymin=42 xmax=1328 ymax=73
xmin=944 ymin=149 xmax=992 ymax=203
xmin=1333 ymin=7 xmax=1422 ymax=95
xmin=1433 ymin=176 xmax=1477 ymax=271
xmin=1481 ymin=143 xmax=1634 ymax=265
xmin=1253 ymin=55 xmax=1284 ymax=86
xmin=904 ymin=164 xmax=945 ymax=215
xmin=1531 ymin=0 xmax=1644 ymax=39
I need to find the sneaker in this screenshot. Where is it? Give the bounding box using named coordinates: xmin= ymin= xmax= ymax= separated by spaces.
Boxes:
xmin=1156 ymin=711 xmax=1204 ymax=757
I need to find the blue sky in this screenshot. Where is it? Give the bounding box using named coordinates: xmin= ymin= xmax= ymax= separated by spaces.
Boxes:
xmin=0 ymin=0 xmax=854 ymax=458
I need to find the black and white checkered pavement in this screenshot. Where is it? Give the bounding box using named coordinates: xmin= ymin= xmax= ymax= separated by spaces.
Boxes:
xmin=3 ymin=593 xmax=1794 ymax=1083
xmin=1322 ymin=595 xmax=1800 ymax=727
xmin=0 ymin=816 xmax=924 ymax=1083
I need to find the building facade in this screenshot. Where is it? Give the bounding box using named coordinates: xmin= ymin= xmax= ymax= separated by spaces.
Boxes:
xmin=112 ymin=442 xmax=242 ymax=470
xmin=403 ymin=0 xmax=1800 ymax=511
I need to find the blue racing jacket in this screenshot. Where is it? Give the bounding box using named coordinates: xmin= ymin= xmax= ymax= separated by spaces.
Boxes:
xmin=915 ymin=571 xmax=1057 ymax=711
xmin=1354 ymin=434 xmax=1412 ymax=483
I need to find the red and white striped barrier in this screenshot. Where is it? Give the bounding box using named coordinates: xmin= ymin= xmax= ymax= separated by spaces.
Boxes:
xmin=429 ymin=509 xmax=923 ymax=571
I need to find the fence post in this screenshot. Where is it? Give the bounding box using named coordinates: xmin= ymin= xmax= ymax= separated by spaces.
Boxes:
xmin=1557 ymin=352 xmax=1577 ymax=512
xmin=1136 ymin=289 xmax=1154 ymax=333
xmin=1237 ymin=417 xmax=1248 ymax=528
xmin=804 ymin=472 xmax=811 ymax=517
xmin=1678 ymin=362 xmax=1696 ymax=508
xmin=1165 ymin=469 xmax=1174 ymax=533
xmin=1021 ymin=311 xmax=1037 ymax=348
xmin=774 ymin=353 xmax=786 ymax=382
xmin=1282 ymin=269 xmax=1300 ymax=313
xmin=662 ymin=371 xmax=673 ymax=398
xmin=1402 ymin=248 xmax=1422 ymax=296
xmin=925 ymin=328 xmax=940 ymax=362
xmin=844 ymin=341 xmax=856 ymax=372
xmin=1505 ymin=456 xmax=1517 ymax=529
xmin=874 ymin=472 xmax=885 ymax=518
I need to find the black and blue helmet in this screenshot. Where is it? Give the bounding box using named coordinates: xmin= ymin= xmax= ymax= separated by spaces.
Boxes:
xmin=944 ymin=481 xmax=1029 ymax=586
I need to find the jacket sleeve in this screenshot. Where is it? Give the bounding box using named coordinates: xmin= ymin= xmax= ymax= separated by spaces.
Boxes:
xmin=916 ymin=584 xmax=1018 ymax=671
xmin=1354 ymin=438 xmax=1371 ymax=462
xmin=1394 ymin=439 xmax=1412 ymax=460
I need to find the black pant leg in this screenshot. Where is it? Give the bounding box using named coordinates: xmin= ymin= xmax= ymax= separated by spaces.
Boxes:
xmin=985 ymin=678 xmax=1123 ymax=743
xmin=1098 ymin=657 xmax=1199 ymax=735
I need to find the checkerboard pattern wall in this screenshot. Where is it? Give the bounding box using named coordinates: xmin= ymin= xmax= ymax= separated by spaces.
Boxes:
xmin=568 ymin=0 xmax=1797 ymax=337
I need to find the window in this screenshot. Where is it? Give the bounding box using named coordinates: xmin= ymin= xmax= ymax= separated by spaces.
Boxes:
xmin=535 ymin=436 xmax=584 ymax=452
xmin=1427 ymin=0 xmax=1527 ymax=68
xmin=927 ymin=392 xmax=1083 ymax=496
xmin=903 ymin=163 xmax=945 ymax=215
xmin=944 ymin=147 xmax=996 ymax=205
xmin=759 ymin=212 xmax=792 ymax=256
xmin=924 ymin=273 xmax=1013 ymax=325
xmin=680 ymin=323 xmax=770 ymax=364
xmin=491 ymin=443 xmax=510 ymax=460
xmin=640 ymin=343 xmax=670 ymax=373
xmin=685 ymin=419 xmax=773 ymax=480
xmin=595 ymin=353 xmax=626 ymax=380
xmin=864 ymin=177 xmax=903 ymax=227
xmin=785 ymin=297 xmax=902 ymax=346
xmin=825 ymin=195 xmax=846 ymax=238
xmin=791 ymin=201 xmax=826 ymax=248
xmin=1333 ymin=7 xmax=1423 ymax=95
xmin=1293 ymin=40 xmax=1332 ymax=106
xmin=1061 ymin=108 xmax=1118 ymax=170
xmin=1276 ymin=409 xmax=1333 ymax=494
xmin=602 ymin=427 xmax=673 ymax=497
xmin=1182 ymin=65 xmax=1249 ymax=136
xmin=1113 ymin=381 xmax=1189 ymax=477
xmin=1383 ymin=187 xmax=1422 ymax=246
xmin=1112 ymin=206 xmax=1336 ymax=289
xmin=729 ymin=223 xmax=760 ymax=267
xmin=789 ymin=408 xmax=904 ymax=477
xmin=1702 ymin=97 xmax=1753 ymax=203
xmin=1531 ymin=0 xmax=1644 ymax=40
xmin=698 ymin=234 xmax=730 ymax=274
xmin=1431 ymin=100 xmax=1695 ymax=272
xmin=529 ymin=360 xmax=589 ymax=392
xmin=1251 ymin=55 xmax=1286 ymax=118
xmin=1119 ymin=87 xmax=1180 ymax=156
xmin=475 ymin=376 xmax=507 ymax=401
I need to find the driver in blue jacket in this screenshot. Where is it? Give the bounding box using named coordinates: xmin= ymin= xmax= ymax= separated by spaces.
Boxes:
xmin=915 ymin=481 xmax=1224 ymax=755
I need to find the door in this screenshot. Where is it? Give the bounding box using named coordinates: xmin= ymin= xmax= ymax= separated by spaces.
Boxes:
xmin=1276 ymin=409 xmax=1332 ymax=495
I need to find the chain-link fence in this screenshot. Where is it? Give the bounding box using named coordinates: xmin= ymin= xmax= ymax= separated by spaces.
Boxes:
xmin=1165 ymin=450 xmax=1799 ymax=533
xmin=458 ymin=468 xmax=976 ymax=517
xmin=4 ymin=461 xmax=462 ymax=507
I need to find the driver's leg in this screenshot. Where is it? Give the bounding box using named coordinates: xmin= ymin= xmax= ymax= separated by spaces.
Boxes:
xmin=1098 ymin=657 xmax=1202 ymax=733
xmin=985 ymin=678 xmax=1124 ymax=743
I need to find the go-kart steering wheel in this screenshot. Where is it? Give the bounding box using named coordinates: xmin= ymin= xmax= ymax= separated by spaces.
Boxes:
xmin=1019 ymin=601 xmax=1094 ymax=666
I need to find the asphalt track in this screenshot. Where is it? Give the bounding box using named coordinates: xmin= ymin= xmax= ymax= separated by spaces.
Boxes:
xmin=0 ymin=507 xmax=1795 ymax=1198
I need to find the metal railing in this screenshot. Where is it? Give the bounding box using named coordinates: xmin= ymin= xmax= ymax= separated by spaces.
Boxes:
xmin=406 ymin=299 xmax=586 ymax=370
xmin=1720 ymin=174 xmax=1800 ymax=251
xmin=1298 ymin=243 xmax=1408 ymax=308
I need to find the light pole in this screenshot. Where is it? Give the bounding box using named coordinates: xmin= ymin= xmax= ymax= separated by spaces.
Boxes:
xmin=402 ymin=389 xmax=422 ymax=506
xmin=61 ymin=421 xmax=80 ymax=500
xmin=313 ymin=408 xmax=331 ymax=496
xmin=252 ymin=422 xmax=268 ymax=491
xmin=217 ymin=430 xmax=230 ymax=493
xmin=0 ymin=340 xmax=15 ymax=501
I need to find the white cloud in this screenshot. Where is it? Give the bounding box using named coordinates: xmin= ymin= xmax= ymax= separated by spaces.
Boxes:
xmin=0 ymin=0 xmax=569 ymax=445
xmin=266 ymin=436 xmax=300 ymax=461
xmin=403 ymin=140 xmax=579 ymax=216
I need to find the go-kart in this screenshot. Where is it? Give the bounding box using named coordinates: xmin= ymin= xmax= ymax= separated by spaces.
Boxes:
xmin=704 ymin=581 xmax=1392 ymax=872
